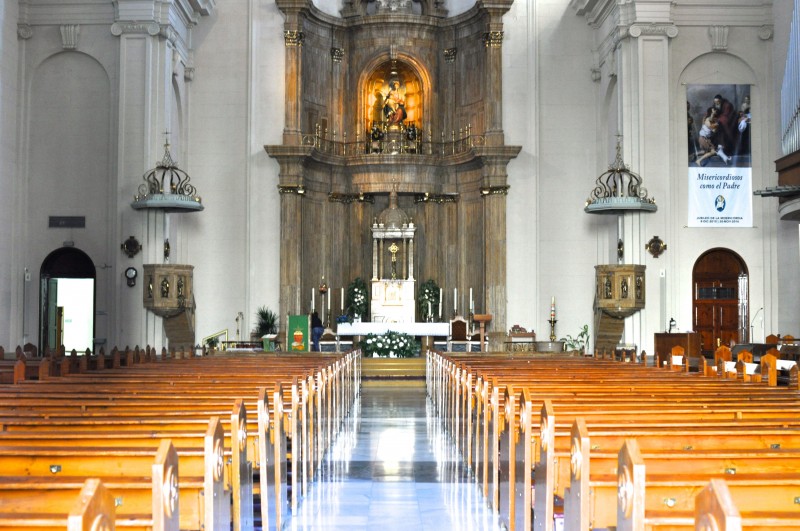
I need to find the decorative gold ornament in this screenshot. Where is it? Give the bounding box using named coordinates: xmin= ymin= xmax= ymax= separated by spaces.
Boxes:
xmin=483 ymin=31 xmax=504 ymax=48
xmin=121 ymin=235 xmax=142 ymax=258
xmin=284 ymin=30 xmax=304 ymax=47
xmin=645 ymin=235 xmax=667 ymax=258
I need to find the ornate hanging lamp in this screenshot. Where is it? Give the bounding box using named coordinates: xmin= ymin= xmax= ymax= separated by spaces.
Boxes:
xmin=585 ymin=141 xmax=656 ymax=214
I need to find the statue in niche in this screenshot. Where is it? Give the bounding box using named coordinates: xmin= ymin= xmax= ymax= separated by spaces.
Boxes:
xmin=621 ymin=277 xmax=629 ymax=299
xmin=160 ymin=277 xmax=170 ymax=298
xmin=383 ymin=81 xmax=407 ymax=127
xmin=604 ymin=275 xmax=612 ymax=299
xmin=370 ymin=123 xmax=384 ymax=153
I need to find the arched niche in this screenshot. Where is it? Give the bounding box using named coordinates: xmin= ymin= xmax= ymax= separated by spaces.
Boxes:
xmin=362 ymin=58 xmax=427 ymax=133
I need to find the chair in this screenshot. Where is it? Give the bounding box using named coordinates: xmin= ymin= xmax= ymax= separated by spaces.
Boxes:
xmin=765 ymin=334 xmax=780 ymax=345
xmin=447 ymin=316 xmax=470 ymax=352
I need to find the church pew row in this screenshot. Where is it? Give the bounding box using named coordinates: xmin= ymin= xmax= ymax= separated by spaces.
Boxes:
xmin=550 ymin=406 xmax=800 ymax=529
xmin=426 ymin=351 xmax=800 ymax=531
xmin=614 ymin=439 xmax=800 ymax=530
xmin=0 ymin=392 xmax=279 ymax=530
xmin=0 ymin=441 xmax=185 ymax=531
xmin=0 ymin=415 xmax=233 ymax=530
xmin=0 ymin=349 xmax=360 ymax=531
xmin=441 ymin=355 xmax=800 ymax=513
xmin=0 ymin=354 xmax=356 ymax=531
xmin=0 ymin=478 xmax=122 ymax=531
xmin=0 ymin=350 xmax=357 ymax=512
xmin=513 ymin=387 xmax=800 ymax=531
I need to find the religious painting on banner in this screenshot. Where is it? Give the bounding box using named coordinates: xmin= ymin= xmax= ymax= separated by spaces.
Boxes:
xmin=686 ymin=84 xmax=752 ymax=227
xmin=287 ymin=314 xmax=310 ymax=351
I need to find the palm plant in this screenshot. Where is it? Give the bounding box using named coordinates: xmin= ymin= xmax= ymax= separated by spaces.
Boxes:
xmin=253 ymin=306 xmax=278 ymax=337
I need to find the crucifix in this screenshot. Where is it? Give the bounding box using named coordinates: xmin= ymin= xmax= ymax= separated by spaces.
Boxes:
xmin=389 ymin=242 xmax=399 ymax=280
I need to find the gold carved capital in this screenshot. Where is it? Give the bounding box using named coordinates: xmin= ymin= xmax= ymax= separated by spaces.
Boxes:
xmin=480 ymin=185 xmax=509 ymax=196
xmin=483 ymin=31 xmax=503 ymax=48
xmin=284 ymin=30 xmax=304 ymax=47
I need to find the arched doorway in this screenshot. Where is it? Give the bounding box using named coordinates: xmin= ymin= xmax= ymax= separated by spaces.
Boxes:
xmin=39 ymin=247 xmax=96 ymax=353
xmin=692 ymin=248 xmax=749 ymax=355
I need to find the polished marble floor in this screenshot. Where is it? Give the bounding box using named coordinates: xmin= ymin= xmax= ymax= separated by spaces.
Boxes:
xmin=286 ymin=385 xmax=504 ymax=530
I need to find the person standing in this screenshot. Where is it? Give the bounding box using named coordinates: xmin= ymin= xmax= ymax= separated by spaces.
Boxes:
xmin=311 ymin=311 xmax=324 ymax=352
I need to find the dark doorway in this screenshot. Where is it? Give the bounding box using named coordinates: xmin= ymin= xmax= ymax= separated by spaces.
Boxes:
xmin=39 ymin=247 xmax=96 ymax=354
xmin=692 ymin=248 xmax=749 ymax=356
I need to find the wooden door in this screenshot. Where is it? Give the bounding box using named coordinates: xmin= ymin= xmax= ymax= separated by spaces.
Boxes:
xmin=693 ymin=249 xmax=748 ymax=356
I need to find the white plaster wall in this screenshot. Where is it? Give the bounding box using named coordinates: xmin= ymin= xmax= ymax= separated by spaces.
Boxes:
xmin=773 ymin=0 xmax=800 ymax=336
xmin=188 ymin=0 xmax=260 ymax=341
xmin=0 ymin=0 xmax=19 ymax=348
xmin=505 ymin=0 xmax=598 ymax=343
xmin=14 ymin=22 xmax=120 ymax=350
xmin=246 ymin=0 xmax=284 ymax=337
xmin=313 ymin=0 xmax=341 ymax=17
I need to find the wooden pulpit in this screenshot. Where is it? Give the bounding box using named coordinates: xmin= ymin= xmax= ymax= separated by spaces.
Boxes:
xmin=473 ymin=314 xmax=492 ymax=352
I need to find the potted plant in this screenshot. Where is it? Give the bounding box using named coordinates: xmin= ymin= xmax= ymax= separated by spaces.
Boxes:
xmin=253 ymin=306 xmax=278 ymax=350
xmin=346 ymin=277 xmax=368 ymax=322
xmin=417 ymin=278 xmax=440 ymax=322
xmin=204 ymin=336 xmax=219 ymax=351
xmin=561 ymin=324 xmax=590 ymax=354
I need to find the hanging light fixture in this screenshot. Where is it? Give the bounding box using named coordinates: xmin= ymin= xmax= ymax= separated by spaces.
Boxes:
xmin=132 ymin=141 xmax=203 ymax=212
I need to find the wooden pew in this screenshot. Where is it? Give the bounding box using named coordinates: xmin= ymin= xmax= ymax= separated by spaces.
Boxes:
xmin=616 ymin=438 xmax=800 ymax=530
xmin=431 ymin=354 xmax=800 ymax=531
xmin=0 ymin=478 xmax=118 ymax=531
xmin=0 ymin=441 xmax=181 ymax=531
xmin=0 ymin=349 xmax=358 ymax=531
xmin=565 ymin=418 xmax=800 ymax=529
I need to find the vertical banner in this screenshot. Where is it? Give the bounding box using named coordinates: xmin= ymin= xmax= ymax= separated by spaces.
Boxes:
xmin=687 ymin=84 xmax=752 ymax=227
xmin=287 ymin=314 xmax=310 ymax=351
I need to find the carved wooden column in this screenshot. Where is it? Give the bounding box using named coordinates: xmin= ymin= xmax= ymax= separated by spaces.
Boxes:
xmin=483 ymin=189 xmax=507 ymax=350
xmin=282 ymin=16 xmax=304 ymax=145
xmin=483 ymin=19 xmax=505 ymax=146
xmin=279 ymin=190 xmax=303 ymax=316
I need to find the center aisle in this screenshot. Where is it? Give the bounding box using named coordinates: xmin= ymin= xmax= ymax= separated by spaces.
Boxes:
xmin=287 ymin=385 xmax=504 ymax=530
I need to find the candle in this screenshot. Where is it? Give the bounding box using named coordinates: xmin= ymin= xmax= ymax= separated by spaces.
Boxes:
xmin=438 ymin=288 xmax=443 ymax=318
xmin=327 ymin=290 xmax=331 ymax=311
xmin=341 ymin=287 xmax=344 ymax=311
xmin=550 ymin=296 xmax=556 ymax=320
xmin=311 ymin=288 xmax=315 ymax=312
xmin=428 ymin=301 xmax=432 ymax=317
xmin=469 ymin=288 xmax=473 ymax=312
xmin=454 ymin=288 xmax=458 ymax=312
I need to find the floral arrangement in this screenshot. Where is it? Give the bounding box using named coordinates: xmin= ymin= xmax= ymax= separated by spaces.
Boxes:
xmin=346 ymin=277 xmax=368 ymax=320
xmin=417 ymin=278 xmax=440 ymax=321
xmin=361 ymin=331 xmax=418 ymax=358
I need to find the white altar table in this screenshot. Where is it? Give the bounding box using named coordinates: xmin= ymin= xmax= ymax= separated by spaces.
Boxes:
xmin=337 ymin=322 xmax=449 ymax=337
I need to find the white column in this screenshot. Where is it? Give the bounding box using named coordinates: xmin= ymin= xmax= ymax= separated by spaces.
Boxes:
xmin=408 ymin=238 xmax=415 ymax=280
xmin=372 ymin=236 xmax=378 ymax=280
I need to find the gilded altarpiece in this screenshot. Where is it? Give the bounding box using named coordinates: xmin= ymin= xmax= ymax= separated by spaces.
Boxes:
xmin=267 ymin=0 xmax=519 ymax=348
